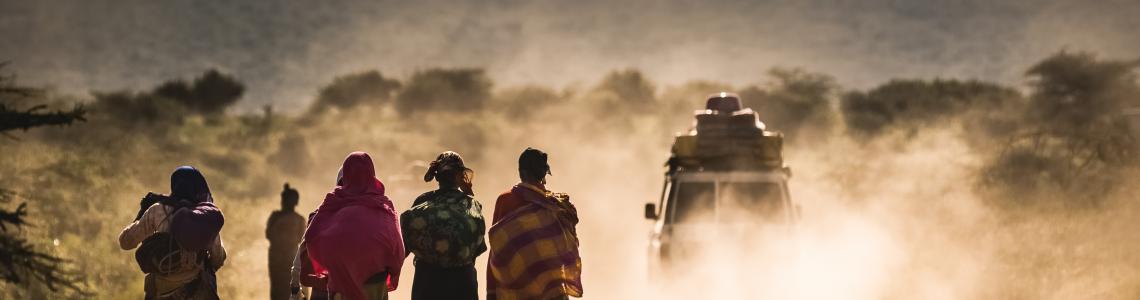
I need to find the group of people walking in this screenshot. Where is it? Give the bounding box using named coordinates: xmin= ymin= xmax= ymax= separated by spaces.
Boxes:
xmin=120 ymin=148 xmax=583 ymax=300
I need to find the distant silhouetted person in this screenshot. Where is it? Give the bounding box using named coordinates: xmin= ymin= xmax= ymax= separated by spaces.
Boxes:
xmin=401 ymin=151 xmax=486 ymax=300
xmin=486 ymin=148 xmax=582 ymax=300
xmin=268 ymin=183 xmax=305 ymax=300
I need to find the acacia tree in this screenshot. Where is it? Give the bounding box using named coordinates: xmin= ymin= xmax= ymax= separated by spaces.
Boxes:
xmin=395 ymin=68 xmax=492 ymax=115
xmin=0 ymin=63 xmax=86 ymax=294
xmin=840 ymin=78 xmax=1022 ymax=139
xmin=983 ymin=52 xmax=1140 ymax=206
xmin=152 ymin=69 xmax=244 ymax=115
xmin=309 ymin=70 xmax=401 ymax=114
xmin=741 ymin=68 xmax=839 ymax=141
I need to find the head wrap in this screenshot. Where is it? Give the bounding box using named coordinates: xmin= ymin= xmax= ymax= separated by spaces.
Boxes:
xmin=303 ymin=151 xmax=404 ymax=296
xmin=336 ymin=152 xmax=384 ymax=195
xmin=424 ymin=151 xmax=474 ymax=195
xmin=170 ymin=166 xmax=211 ymax=202
xmin=423 ymin=151 xmax=469 ymax=182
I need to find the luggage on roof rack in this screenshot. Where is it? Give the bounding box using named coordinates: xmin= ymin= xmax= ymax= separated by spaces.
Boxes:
xmin=670 ymin=92 xmax=784 ymax=170
xmin=694 ymin=108 xmax=766 ymax=133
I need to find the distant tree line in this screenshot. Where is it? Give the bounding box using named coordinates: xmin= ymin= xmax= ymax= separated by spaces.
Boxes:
xmin=838 ymin=52 xmax=1139 ymax=207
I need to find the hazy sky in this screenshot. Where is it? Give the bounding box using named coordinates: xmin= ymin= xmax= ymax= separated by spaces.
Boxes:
xmin=2 ymin=0 xmax=1138 ymax=111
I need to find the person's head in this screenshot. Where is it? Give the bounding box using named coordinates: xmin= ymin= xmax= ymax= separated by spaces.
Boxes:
xmin=171 ymin=166 xmax=211 ymax=202
xmin=424 ymin=151 xmax=474 ymax=195
xmin=338 ymin=151 xmax=384 ymax=194
xmin=280 ymin=183 xmax=299 ymax=210
xmin=518 ymin=147 xmax=551 ymax=185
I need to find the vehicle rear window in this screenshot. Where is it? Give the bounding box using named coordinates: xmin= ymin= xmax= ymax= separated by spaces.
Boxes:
xmin=719 ymin=182 xmax=785 ymax=223
xmin=670 ymin=182 xmax=715 ymax=224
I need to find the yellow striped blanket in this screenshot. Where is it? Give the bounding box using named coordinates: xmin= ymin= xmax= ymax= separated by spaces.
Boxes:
xmin=488 ymin=185 xmax=583 ymax=300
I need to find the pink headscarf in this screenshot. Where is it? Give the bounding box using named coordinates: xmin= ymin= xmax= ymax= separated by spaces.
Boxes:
xmin=304 ymin=152 xmax=405 ymax=299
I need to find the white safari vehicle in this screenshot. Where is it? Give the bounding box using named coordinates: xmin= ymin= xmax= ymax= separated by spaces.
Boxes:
xmin=643 ymin=93 xmax=798 ymax=276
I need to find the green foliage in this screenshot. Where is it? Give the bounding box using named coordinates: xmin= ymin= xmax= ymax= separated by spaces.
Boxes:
xmin=579 ymin=69 xmax=658 ymax=131
xmin=0 ymin=64 xmax=86 ymax=133
xmin=740 ymin=68 xmax=838 ymax=141
xmin=1025 ymin=51 xmax=1140 ymax=134
xmin=153 ymin=69 xmax=245 ymax=115
xmin=982 ymin=52 xmax=1140 ymax=206
xmin=89 ymin=69 xmax=243 ymax=128
xmin=491 ymin=86 xmax=565 ymax=121
xmin=841 ymin=78 xmax=1023 ymax=138
xmin=596 ymin=69 xmax=656 ymax=109
xmin=0 ymin=104 xmax=86 ymax=134
xmin=0 ymin=64 xmax=89 ymax=296
xmin=91 ymin=91 xmax=186 ymax=126
xmin=310 ymin=70 xmax=401 ymax=113
xmin=396 ymin=68 xmax=491 ymax=115
xmin=0 ymin=189 xmax=87 ymax=296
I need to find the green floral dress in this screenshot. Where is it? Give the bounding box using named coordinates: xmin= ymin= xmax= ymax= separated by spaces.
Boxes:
xmin=401 ymin=188 xmax=487 ymax=267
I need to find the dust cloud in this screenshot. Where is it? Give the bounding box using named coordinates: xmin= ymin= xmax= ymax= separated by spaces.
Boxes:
xmin=1 ymin=1 xmax=1140 ymax=299
xmin=3 ymin=0 xmax=1140 ymax=110
xmin=2 ymin=50 xmax=1138 ymax=299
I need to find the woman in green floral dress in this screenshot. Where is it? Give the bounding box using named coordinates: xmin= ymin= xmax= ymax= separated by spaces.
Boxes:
xmin=401 ymin=151 xmax=487 ymax=300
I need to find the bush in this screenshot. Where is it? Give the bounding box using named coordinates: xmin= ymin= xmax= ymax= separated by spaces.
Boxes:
xmin=310 ymin=70 xmax=401 ymax=113
xmin=982 ymin=51 xmax=1140 ymax=207
xmin=395 ymin=68 xmax=491 ymax=115
xmin=841 ymin=79 xmax=1022 ymax=138
xmin=153 ymin=69 xmax=244 ymax=115
xmin=740 ymin=68 xmax=838 ymax=140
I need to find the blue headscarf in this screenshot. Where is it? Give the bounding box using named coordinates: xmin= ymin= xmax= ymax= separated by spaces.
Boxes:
xmin=170 ymin=166 xmax=211 ymax=202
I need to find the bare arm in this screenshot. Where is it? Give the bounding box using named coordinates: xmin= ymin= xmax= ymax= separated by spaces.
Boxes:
xmin=290 ymin=238 xmax=306 ymax=288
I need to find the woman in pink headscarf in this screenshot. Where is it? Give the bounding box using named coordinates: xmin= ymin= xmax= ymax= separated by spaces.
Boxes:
xmin=303 ymin=152 xmax=405 ymax=300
